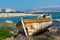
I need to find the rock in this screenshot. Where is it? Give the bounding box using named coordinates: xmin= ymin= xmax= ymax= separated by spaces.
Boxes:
xmin=9 ymin=31 xmax=14 ymax=34
xmin=5 ymin=37 xmax=14 ymax=40
xmin=10 ymin=37 xmax=14 ymax=40
xmin=48 ymin=28 xmax=58 ymax=35
xmin=5 ymin=38 xmax=11 ymax=40
xmin=55 ymin=19 xmax=60 ymax=22
xmin=15 ymin=34 xmax=26 ymax=40
xmin=55 ymin=36 xmax=60 ymax=40
xmin=5 ymin=20 xmax=13 ymax=24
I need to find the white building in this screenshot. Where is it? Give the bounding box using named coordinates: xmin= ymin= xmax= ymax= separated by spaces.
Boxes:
xmin=5 ymin=8 xmax=16 ymax=12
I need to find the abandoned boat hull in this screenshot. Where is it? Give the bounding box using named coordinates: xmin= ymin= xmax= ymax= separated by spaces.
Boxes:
xmin=16 ymin=18 xmax=52 ymax=36
xmin=15 ymin=14 xmax=52 ymax=36
xmin=24 ymin=20 xmax=52 ymax=36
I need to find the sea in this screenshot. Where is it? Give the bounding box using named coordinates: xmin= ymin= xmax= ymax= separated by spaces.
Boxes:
xmin=0 ymin=12 xmax=60 ymax=28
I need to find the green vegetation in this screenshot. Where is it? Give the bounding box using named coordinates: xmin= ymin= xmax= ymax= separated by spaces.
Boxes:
xmin=0 ymin=28 xmax=13 ymax=40
xmin=0 ymin=22 xmax=19 ymax=40
xmin=0 ymin=22 xmax=19 ymax=34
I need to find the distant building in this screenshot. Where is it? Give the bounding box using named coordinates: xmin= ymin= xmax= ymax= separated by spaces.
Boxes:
xmin=5 ymin=8 xmax=16 ymax=13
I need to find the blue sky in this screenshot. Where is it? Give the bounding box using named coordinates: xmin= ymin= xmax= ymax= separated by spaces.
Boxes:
xmin=0 ymin=0 xmax=60 ymax=11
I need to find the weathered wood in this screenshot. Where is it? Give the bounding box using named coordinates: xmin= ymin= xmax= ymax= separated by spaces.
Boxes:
xmin=24 ymin=18 xmax=51 ymax=23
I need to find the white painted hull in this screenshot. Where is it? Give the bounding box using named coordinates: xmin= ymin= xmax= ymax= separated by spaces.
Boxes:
xmin=24 ymin=20 xmax=52 ymax=36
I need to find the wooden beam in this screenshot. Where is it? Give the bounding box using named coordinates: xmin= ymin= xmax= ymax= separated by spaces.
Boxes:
xmin=24 ymin=18 xmax=51 ymax=23
xmin=20 ymin=17 xmax=28 ymax=37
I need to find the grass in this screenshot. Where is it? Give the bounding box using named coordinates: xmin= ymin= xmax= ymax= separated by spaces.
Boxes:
xmin=0 ymin=22 xmax=19 ymax=40
xmin=0 ymin=28 xmax=13 ymax=40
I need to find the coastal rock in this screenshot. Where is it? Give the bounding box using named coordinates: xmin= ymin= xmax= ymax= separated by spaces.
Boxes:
xmin=48 ymin=28 xmax=58 ymax=33
xmin=55 ymin=19 xmax=60 ymax=22
xmin=15 ymin=34 xmax=26 ymax=40
xmin=5 ymin=37 xmax=14 ymax=40
xmin=5 ymin=20 xmax=13 ymax=24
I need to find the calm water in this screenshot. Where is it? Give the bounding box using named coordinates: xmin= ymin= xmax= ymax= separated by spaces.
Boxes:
xmin=0 ymin=12 xmax=60 ymax=22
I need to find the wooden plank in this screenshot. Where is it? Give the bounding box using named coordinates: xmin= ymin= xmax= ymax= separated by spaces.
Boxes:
xmin=20 ymin=17 xmax=28 ymax=37
xmin=24 ymin=18 xmax=51 ymax=23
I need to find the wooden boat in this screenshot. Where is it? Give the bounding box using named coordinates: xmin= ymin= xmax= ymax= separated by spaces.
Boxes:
xmin=0 ymin=13 xmax=52 ymax=37
xmin=16 ymin=14 xmax=52 ymax=36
